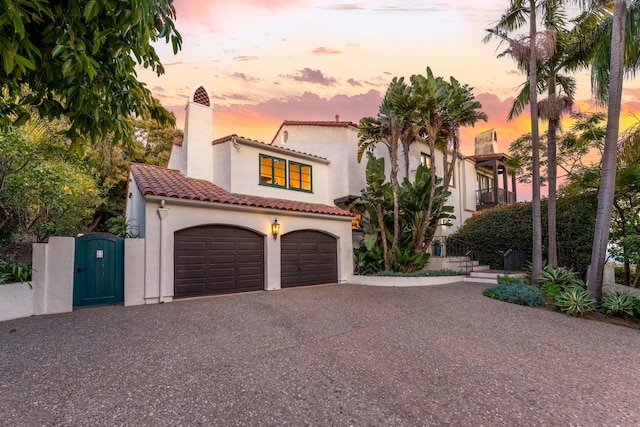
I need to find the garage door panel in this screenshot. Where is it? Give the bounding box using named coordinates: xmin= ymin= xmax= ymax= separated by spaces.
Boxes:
xmin=281 ymin=230 xmax=337 ymax=288
xmin=175 ymin=225 xmax=265 ymax=297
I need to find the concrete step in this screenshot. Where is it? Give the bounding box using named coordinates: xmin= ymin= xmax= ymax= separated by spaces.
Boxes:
xmin=471 ymin=265 xmax=491 ymax=272
xmin=465 ymin=270 xmax=527 ymax=284
xmin=464 ymin=277 xmax=499 ymax=284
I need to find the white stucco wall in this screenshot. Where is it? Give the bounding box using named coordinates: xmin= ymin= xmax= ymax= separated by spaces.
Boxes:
xmin=184 ymin=99 xmax=215 ymax=182
xmin=227 ymin=141 xmax=331 ymax=205
xmin=126 ymin=173 xmax=147 ymax=238
xmin=212 ymin=142 xmax=232 ymax=192
xmin=167 ymin=143 xmax=186 ymax=174
xmin=273 ymin=124 xmax=366 ymax=201
xmin=141 ymin=197 xmax=353 ymax=304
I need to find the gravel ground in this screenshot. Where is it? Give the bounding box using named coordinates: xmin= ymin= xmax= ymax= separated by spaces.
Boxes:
xmin=1 ymin=281 xmax=639 ymax=426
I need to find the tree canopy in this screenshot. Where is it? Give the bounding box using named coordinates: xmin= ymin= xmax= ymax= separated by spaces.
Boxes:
xmin=0 ymin=0 xmax=181 ymax=147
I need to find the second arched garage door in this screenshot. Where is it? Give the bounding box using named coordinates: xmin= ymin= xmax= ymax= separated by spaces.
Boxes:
xmin=174 ymin=225 xmax=264 ymax=297
xmin=281 ymin=230 xmax=338 ymax=288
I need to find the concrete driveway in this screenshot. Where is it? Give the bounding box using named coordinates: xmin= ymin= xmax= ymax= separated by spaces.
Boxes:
xmin=1 ymin=282 xmax=639 ymax=426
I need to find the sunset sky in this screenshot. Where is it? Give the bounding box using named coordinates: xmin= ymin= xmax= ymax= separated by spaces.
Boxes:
xmin=138 ymin=0 xmax=640 ymax=198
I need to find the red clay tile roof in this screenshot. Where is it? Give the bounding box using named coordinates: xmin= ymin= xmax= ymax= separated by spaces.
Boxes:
xmin=468 ymin=153 xmax=510 ymax=162
xmin=129 ymin=163 xmax=352 ymax=217
xmin=271 ymin=120 xmax=358 ymax=143
xmin=212 ymin=134 xmax=328 ymax=162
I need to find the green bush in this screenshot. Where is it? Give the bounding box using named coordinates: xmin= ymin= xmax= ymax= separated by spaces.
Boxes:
xmin=554 ymin=286 xmax=596 ymax=316
xmin=540 ymin=282 xmax=562 ymax=299
xmin=601 ymin=293 xmax=638 ymax=317
xmin=450 ymin=195 xmax=597 ymax=275
xmin=497 ymin=275 xmax=525 ymax=286
xmin=0 ymin=261 xmax=32 ymax=284
xmin=483 ymin=283 xmax=546 ymax=307
xmin=375 ymin=269 xmax=462 ymax=277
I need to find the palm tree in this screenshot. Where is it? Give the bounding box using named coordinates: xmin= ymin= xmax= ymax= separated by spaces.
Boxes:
xmin=410 ymin=69 xmax=487 ymax=252
xmin=585 ymin=0 xmax=629 ymax=300
xmin=358 ymin=79 xmax=407 ymax=269
xmin=485 ymin=0 xmax=544 ymax=284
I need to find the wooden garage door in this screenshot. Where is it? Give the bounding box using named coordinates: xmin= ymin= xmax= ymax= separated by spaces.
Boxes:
xmin=281 ymin=230 xmax=337 ymax=288
xmin=174 ymin=226 xmax=264 ymax=297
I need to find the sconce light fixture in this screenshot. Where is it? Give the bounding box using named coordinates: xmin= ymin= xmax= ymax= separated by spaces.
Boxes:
xmin=271 ymin=218 xmax=280 ymax=238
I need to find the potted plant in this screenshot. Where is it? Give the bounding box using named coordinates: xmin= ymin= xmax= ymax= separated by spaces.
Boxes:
xmin=432 ymin=239 xmax=442 ymax=257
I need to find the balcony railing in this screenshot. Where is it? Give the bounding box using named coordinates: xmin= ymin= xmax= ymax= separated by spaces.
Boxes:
xmin=476 ymin=188 xmax=516 ymax=208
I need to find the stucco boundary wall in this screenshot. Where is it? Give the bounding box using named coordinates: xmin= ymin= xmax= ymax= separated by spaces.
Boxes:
xmin=0 ymin=237 xmax=76 ymax=322
xmin=347 ymin=275 xmax=467 ymax=287
xmin=1 ymin=237 xmax=146 ymax=322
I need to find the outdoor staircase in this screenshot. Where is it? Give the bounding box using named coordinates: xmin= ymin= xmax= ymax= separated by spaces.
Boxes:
xmin=425 ymin=256 xmax=491 ymax=275
xmin=464 ymin=270 xmax=528 ymax=284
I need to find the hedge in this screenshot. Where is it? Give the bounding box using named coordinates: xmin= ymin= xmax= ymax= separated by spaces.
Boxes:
xmin=450 ymin=194 xmax=597 ymax=275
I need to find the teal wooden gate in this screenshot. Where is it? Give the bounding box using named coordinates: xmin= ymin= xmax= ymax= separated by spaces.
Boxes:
xmin=73 ymin=234 xmax=124 ymax=307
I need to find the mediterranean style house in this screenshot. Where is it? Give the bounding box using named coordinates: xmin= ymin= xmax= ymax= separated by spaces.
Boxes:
xmin=126 ymin=85 xmax=516 ymax=302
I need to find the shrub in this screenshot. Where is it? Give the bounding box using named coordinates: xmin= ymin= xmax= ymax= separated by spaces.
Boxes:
xmin=450 ymin=195 xmax=597 ymax=275
xmin=601 ymin=293 xmax=638 ymax=317
xmin=483 ymin=283 xmax=546 ymax=307
xmin=0 ymin=261 xmax=32 ymax=284
xmin=497 ymin=275 xmax=525 ymax=286
xmin=554 ymin=286 xmax=596 ymax=317
xmin=375 ymin=269 xmax=462 ymax=277
xmin=540 ymin=282 xmax=562 ymax=299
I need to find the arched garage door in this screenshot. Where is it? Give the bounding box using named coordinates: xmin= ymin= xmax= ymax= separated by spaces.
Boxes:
xmin=281 ymin=230 xmax=337 ymax=288
xmin=174 ymin=225 xmax=264 ymax=297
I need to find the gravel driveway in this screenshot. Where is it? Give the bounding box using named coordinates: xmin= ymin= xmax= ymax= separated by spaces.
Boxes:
xmin=1 ymin=282 xmax=639 ymax=426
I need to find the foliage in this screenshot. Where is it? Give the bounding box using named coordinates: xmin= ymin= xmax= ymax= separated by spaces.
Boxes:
xmin=449 ymin=195 xmax=598 ymax=275
xmin=539 ymin=265 xmax=577 ymax=289
xmin=357 ymin=68 xmax=485 ymax=269
xmin=554 ymin=286 xmax=596 ymax=317
xmin=86 ymin=118 xmax=181 ymax=231
xmin=483 ymin=283 xmax=546 ymax=307
xmin=105 ymin=216 xmax=139 ymax=238
xmin=496 ymin=275 xmax=525 ymax=286
xmin=373 ymin=270 xmax=463 ymax=277
xmin=0 ymin=0 xmax=182 ymax=147
xmin=601 ymin=293 xmax=638 ymax=317
xmin=0 ymin=261 xmax=32 ymax=284
xmin=0 ymin=125 xmax=103 ymax=242
xmin=540 ymin=282 xmax=562 ymax=299
xmin=353 ymin=153 xmax=455 ymax=274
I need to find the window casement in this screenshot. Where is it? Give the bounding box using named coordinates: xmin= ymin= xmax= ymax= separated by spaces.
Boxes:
xmin=420 ymin=152 xmax=432 ymax=168
xmin=259 ymin=154 xmax=286 ymax=188
xmin=448 ymin=162 xmax=456 ymax=188
xmin=288 ymin=161 xmax=312 ymax=192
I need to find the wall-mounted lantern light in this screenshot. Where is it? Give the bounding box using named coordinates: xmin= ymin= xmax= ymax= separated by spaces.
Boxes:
xmin=271 ymin=218 xmax=280 ymax=238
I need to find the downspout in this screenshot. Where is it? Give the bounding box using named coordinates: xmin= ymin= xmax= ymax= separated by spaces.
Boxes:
xmin=157 ymin=200 xmax=169 ymax=303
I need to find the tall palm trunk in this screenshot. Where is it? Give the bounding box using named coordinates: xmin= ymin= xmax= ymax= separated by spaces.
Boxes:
xmin=529 ymin=0 xmax=543 ymax=285
xmin=587 ymin=0 xmax=627 ymax=301
xmin=547 ymin=74 xmax=558 ymax=267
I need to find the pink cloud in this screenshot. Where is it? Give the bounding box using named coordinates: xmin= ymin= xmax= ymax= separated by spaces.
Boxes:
xmin=283 ymin=68 xmax=338 ymax=86
xmin=233 ymin=56 xmax=258 ymax=61
xmin=172 ymin=0 xmax=304 ymax=27
xmin=232 ymin=72 xmax=259 ymax=82
xmin=347 ymin=78 xmax=362 ymax=87
xmin=312 ymin=47 xmax=344 ymax=55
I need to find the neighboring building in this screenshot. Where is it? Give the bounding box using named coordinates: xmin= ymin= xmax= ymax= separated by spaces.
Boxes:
xmin=126 ymin=85 xmax=517 ymax=303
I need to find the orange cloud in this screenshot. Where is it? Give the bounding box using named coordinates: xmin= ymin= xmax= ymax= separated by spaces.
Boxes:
xmin=233 ymin=56 xmax=258 ymax=61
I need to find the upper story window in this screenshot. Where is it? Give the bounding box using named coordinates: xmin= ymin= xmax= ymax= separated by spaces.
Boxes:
xmin=448 ymin=162 xmax=456 ymax=188
xmin=420 ymin=152 xmax=432 ymax=168
xmin=288 ymin=161 xmax=312 ymax=192
xmin=260 ymin=154 xmax=286 ymax=188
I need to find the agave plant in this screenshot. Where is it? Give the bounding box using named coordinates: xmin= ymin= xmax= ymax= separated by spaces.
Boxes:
xmin=601 ymin=293 xmax=638 ymax=317
xmin=540 ymin=266 xmax=577 ymax=289
xmin=554 ymin=286 xmax=596 ymax=317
